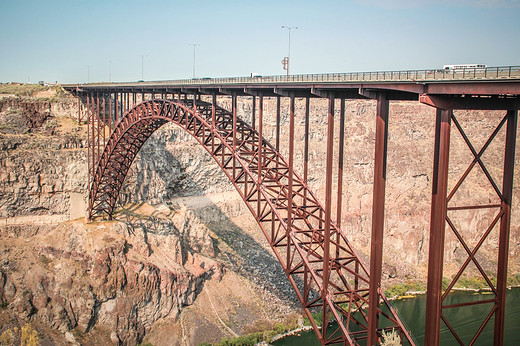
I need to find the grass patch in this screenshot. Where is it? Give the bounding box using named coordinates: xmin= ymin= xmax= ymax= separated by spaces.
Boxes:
xmin=385 ymin=281 xmax=426 ymax=298
xmin=509 ymin=273 xmax=520 ymax=286
xmin=303 ymin=310 xmax=323 ymax=328
xmin=0 ymin=84 xmax=50 ymax=97
xmin=199 ymin=320 xmax=299 ymax=346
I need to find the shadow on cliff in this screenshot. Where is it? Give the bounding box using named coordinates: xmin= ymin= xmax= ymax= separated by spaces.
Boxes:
xmin=112 ymin=197 xmax=301 ymax=310
xmin=111 ymin=144 xmax=301 ymax=310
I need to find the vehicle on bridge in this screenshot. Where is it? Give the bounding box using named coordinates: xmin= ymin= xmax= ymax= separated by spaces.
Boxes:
xmin=443 ymin=63 xmax=487 ymax=70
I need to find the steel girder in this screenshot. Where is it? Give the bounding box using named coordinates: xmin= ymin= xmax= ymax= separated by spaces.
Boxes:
xmin=424 ymin=109 xmax=518 ymax=345
xmin=87 ymin=98 xmax=414 ymax=345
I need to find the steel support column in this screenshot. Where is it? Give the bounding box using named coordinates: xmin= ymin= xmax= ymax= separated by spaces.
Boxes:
xmin=494 ymin=109 xmax=517 ymax=345
xmin=368 ymin=93 xmax=389 ymax=346
xmin=303 ymin=97 xmax=310 ymax=205
xmin=252 ymin=95 xmax=256 ymax=130
xmin=336 ymin=98 xmax=346 ymax=259
xmin=96 ymin=92 xmax=100 ymax=165
xmin=257 ymin=95 xmax=263 ymax=218
xmin=212 ymin=93 xmax=217 ymax=149
xmin=86 ymin=95 xmax=90 ymax=219
xmin=108 ymin=93 xmax=112 ymax=135
xmin=232 ymin=92 xmax=237 ymax=179
xmin=102 ymin=96 xmax=106 ymax=148
xmin=304 ymin=97 xmax=310 ymax=183
xmin=115 ymin=93 xmax=118 ymax=123
xmin=425 ymin=108 xmax=452 ymax=346
xmin=276 ymin=96 xmax=281 ymax=152
xmin=322 ymin=93 xmax=334 ymax=341
xmin=287 ymin=93 xmax=295 ymax=269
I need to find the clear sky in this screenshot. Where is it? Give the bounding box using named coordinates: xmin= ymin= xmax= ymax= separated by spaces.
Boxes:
xmin=0 ymin=0 xmax=519 ymax=84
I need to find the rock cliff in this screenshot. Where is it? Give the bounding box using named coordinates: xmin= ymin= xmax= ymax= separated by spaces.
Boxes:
xmin=1 ymin=87 xmax=519 ymax=344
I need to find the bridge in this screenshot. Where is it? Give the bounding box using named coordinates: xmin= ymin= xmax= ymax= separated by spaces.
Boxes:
xmin=64 ymin=66 xmax=520 ymax=345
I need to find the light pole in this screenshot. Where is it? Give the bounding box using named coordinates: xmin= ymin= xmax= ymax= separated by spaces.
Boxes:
xmin=109 ymin=60 xmax=112 ymax=82
xmin=189 ymin=43 xmax=200 ymax=78
xmin=86 ymin=65 xmax=90 ymax=83
xmin=282 ymin=26 xmax=297 ymax=76
xmin=140 ymin=55 xmax=147 ymax=80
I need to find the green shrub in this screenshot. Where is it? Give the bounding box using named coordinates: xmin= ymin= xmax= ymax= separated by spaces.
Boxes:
xmin=442 ymin=276 xmax=450 ymax=291
xmin=303 ymin=310 xmax=323 ymax=327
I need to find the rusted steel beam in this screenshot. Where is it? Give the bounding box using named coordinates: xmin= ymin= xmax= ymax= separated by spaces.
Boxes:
xmin=109 ymin=93 xmax=112 ymax=135
xmin=494 ymin=110 xmax=517 ymax=344
xmin=304 ymin=97 xmax=310 ymax=206
xmin=336 ymin=98 xmax=345 ymax=259
xmin=276 ymin=96 xmax=281 ymax=152
xmin=287 ymin=93 xmax=295 ymax=270
xmin=96 ymin=93 xmax=100 ymax=166
xmin=425 ymin=108 xmax=452 ymax=346
xmin=102 ymin=96 xmax=106 ymax=149
xmin=322 ymin=93 xmax=335 ymax=341
xmin=232 ymin=92 xmax=237 ymax=180
xmin=115 ymin=92 xmax=119 ymax=123
xmin=368 ymin=92 xmax=389 ymax=346
xmin=257 ymin=95 xmax=263 ymax=218
xmin=420 ymin=94 xmax=520 ymax=110
xmin=252 ymin=95 xmax=256 ymax=130
xmin=425 ymin=82 xmax=520 ymax=96
xmin=212 ymin=93 xmax=217 ymax=150
xmin=86 ymin=95 xmax=91 ymax=220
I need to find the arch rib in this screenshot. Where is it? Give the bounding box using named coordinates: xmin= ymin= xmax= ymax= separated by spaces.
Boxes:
xmin=88 ymin=99 xmax=414 ymax=345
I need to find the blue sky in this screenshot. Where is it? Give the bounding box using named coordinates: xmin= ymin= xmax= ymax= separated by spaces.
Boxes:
xmin=0 ymin=0 xmax=519 ymax=83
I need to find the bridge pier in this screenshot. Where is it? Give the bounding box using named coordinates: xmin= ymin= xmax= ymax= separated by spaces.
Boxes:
xmin=425 ymin=108 xmax=452 ymax=346
xmin=420 ymin=95 xmax=519 ymax=345
xmin=495 ymin=109 xmax=517 ymax=345
xmin=368 ymin=92 xmax=390 ymax=346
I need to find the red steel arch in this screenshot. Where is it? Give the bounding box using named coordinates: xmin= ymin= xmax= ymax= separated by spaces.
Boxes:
xmin=88 ymin=98 xmax=414 ymax=345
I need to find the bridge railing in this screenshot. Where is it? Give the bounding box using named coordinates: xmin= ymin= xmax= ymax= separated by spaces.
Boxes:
xmin=76 ymin=66 xmax=520 ymax=87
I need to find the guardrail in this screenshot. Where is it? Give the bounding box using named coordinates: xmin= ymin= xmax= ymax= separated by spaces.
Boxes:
xmin=72 ymin=66 xmax=520 ymax=88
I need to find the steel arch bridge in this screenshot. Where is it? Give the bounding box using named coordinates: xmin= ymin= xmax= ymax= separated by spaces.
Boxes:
xmin=88 ymin=97 xmax=413 ymax=344
xmin=65 ymin=66 xmax=520 ymax=345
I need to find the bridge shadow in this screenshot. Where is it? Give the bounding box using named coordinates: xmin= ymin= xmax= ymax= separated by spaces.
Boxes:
xmin=110 ymin=130 xmax=301 ymax=310
xmin=111 ymin=196 xmax=301 ymax=310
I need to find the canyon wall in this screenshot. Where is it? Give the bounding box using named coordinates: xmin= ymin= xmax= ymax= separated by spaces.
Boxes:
xmin=1 ymin=89 xmax=519 ymax=344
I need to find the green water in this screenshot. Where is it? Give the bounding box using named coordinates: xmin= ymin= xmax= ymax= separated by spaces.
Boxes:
xmin=273 ymin=288 xmax=520 ymax=345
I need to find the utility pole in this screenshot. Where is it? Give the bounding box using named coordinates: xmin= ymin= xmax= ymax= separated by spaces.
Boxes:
xmin=189 ymin=44 xmax=200 ymax=78
xmin=140 ymin=55 xmax=147 ymax=80
xmin=86 ymin=65 xmax=90 ymax=83
xmin=282 ymin=26 xmax=297 ymax=76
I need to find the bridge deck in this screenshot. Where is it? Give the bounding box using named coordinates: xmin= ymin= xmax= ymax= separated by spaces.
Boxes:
xmin=63 ymin=66 xmax=520 ymax=100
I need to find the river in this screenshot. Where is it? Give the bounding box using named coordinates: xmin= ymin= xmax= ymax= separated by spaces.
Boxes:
xmin=273 ymin=288 xmax=520 ymax=345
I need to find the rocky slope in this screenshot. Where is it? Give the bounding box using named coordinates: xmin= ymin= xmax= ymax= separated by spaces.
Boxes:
xmin=1 ymin=87 xmax=519 ymax=344
xmin=0 ymin=88 xmax=299 ymax=345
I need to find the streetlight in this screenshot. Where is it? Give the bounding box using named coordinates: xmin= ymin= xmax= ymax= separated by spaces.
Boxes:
xmin=281 ymin=26 xmax=297 ymax=76
xmin=140 ymin=55 xmax=148 ymax=81
xmin=189 ymin=43 xmax=200 ymax=78
xmin=86 ymin=65 xmax=91 ymax=83
xmin=108 ymin=60 xmax=112 ymax=82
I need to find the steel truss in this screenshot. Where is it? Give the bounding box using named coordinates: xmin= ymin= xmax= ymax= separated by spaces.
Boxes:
xmin=73 ymin=81 xmax=520 ymax=345
xmin=86 ymin=96 xmax=413 ymax=345
xmin=424 ymin=107 xmax=518 ymax=345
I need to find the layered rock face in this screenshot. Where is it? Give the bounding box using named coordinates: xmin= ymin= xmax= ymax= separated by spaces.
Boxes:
xmin=0 ymin=90 xmax=298 ymax=344
xmin=0 ymin=210 xmax=220 ymax=344
xmin=1 ymin=89 xmax=519 ymax=344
